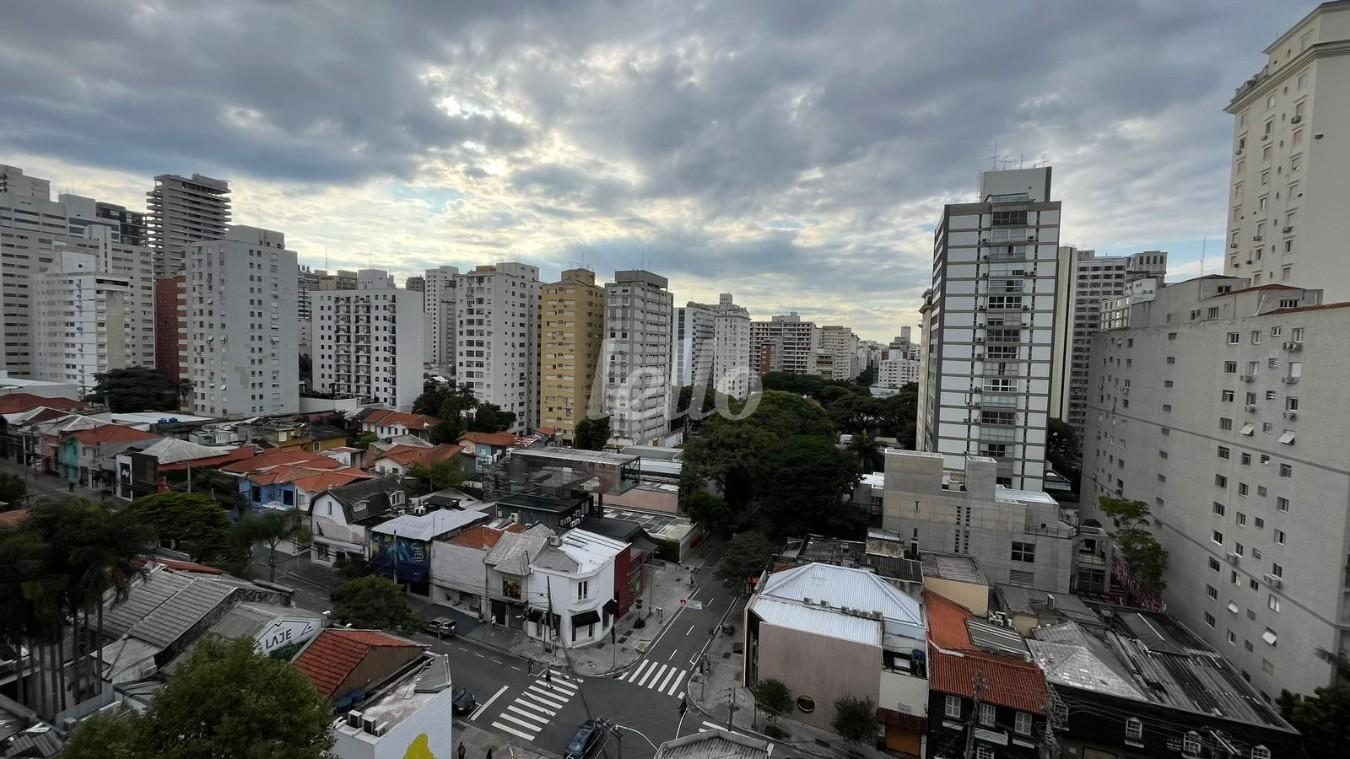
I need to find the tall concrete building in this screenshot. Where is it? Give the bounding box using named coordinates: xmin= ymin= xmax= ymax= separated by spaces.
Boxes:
xmin=603 ymin=270 xmax=673 ymax=446
xmin=146 ymin=173 xmax=231 ymax=279
xmin=672 ymin=302 xmax=716 ymax=389
xmin=750 ymin=312 xmax=818 ymax=375
xmin=422 ymin=265 xmax=460 ymax=370
xmin=311 ymin=269 xmax=424 ymax=410
xmin=1 ymin=170 xmax=155 ymax=378
xmin=877 ymin=352 xmax=920 ymax=389
xmin=819 ymin=325 xmax=860 ymax=380
xmin=455 ymin=263 xmax=540 ymax=434
xmin=918 ymin=167 xmax=1064 ymax=490
xmin=1224 ymin=1 xmax=1350 ymax=299
xmin=154 ymin=277 xmax=187 ymax=382
xmin=1054 ymin=247 xmax=1167 ymax=435
xmin=711 ymin=293 xmax=752 ymax=399
xmin=31 ymin=251 xmax=135 ymax=396
xmin=540 ymin=268 xmax=606 ymax=442
xmin=94 ymin=202 xmax=146 ymax=247
xmin=1081 ymin=275 xmax=1345 ymax=700
xmin=186 ymin=226 xmax=298 ymax=417
xmin=405 ymin=276 xmax=425 ymax=293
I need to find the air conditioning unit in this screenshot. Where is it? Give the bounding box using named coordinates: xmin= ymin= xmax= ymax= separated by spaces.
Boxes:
xmin=1245 ymin=404 xmax=1257 ymax=412
xmin=1239 ymin=374 xmax=1255 ymax=382
xmin=1280 ymin=376 xmax=1299 ymax=385
xmin=1291 ymin=115 xmax=1303 ymax=124
xmin=346 ymin=711 xmax=364 ymax=729
xmin=1283 ymin=410 xmax=1298 ymax=419
xmin=1283 ymin=226 xmax=1294 ymax=233
xmin=1263 ymin=574 xmax=1283 ymax=588
xmin=1229 ymin=243 xmax=1238 ymax=249
xmin=1226 ymin=552 xmax=1241 ymax=565
xmin=1252 ymin=235 xmax=1263 ymax=242
xmin=974 ymin=337 xmax=985 ymax=344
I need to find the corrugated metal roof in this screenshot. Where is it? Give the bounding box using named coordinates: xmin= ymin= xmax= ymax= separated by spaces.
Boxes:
xmin=1027 ymin=639 xmax=1145 ymax=700
xmin=759 ymin=562 xmax=925 ymax=637
xmin=130 ymin=577 xmax=236 ymax=648
xmin=655 ymin=729 xmax=771 ymax=759
xmin=103 ymin=569 xmax=193 ymax=639
xmin=749 ymin=596 xmax=881 ymax=646
xmin=373 ymin=508 xmax=488 ymax=542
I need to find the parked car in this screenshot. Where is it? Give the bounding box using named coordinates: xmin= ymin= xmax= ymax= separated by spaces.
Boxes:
xmin=564 ymin=720 xmax=604 ymax=759
xmin=426 ymin=617 xmax=457 ymax=637
xmin=451 ymin=686 xmax=477 ymax=716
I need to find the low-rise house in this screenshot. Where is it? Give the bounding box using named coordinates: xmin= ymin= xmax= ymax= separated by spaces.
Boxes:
xmin=32 ymin=413 xmax=111 ymax=474
xmin=993 ymin=584 xmax=1099 ymax=637
xmin=110 ymin=438 xmax=245 ymax=501
xmin=57 ymin=424 xmax=159 ymax=488
xmin=361 ymin=409 xmax=440 ymax=441
xmin=920 ymin=552 xmax=990 ymax=617
xmin=580 ymin=516 xmax=655 ymax=619
xmin=370 ymin=507 xmax=491 ymax=595
xmin=654 ymin=729 xmax=772 ymax=759
xmin=601 ymin=505 xmax=700 ymax=562
xmin=526 ymin=529 xmax=625 ymax=647
xmin=458 ymin=431 xmax=523 ymax=474
xmin=239 ymin=463 xmax=372 ymax=514
xmin=309 ymin=477 xmax=406 ymax=566
xmin=429 ymin=523 xmax=529 ymax=609
xmin=492 ymin=491 xmax=592 ymax=532
xmin=484 ymin=524 xmax=553 ymax=627
xmin=743 ymin=562 xmax=929 ymax=755
xmin=164 ymin=602 xmax=324 ymax=671
xmin=368 ymin=442 xmax=461 ymax=478
xmin=925 ymin=591 xmax=1049 ymax=759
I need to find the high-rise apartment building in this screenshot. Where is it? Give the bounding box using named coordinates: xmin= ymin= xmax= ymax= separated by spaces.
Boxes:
xmin=1081 ymin=275 xmax=1345 ymax=699
xmin=1054 ymin=247 xmax=1167 ymax=435
xmin=455 ymin=263 xmax=540 ymax=434
xmin=818 ymin=325 xmax=860 ymax=380
xmin=711 ymin=293 xmax=752 ymax=399
xmin=672 ymin=302 xmax=716 ymax=389
xmin=317 ymin=269 xmax=359 ymax=291
xmin=423 ymin=265 xmax=460 ymax=370
xmin=31 ymin=251 xmax=135 ymax=396
xmin=146 ymin=173 xmax=231 ymax=279
xmin=540 ymin=268 xmax=605 ymax=442
xmin=311 ymin=269 xmax=424 ymax=410
xmin=1 ymin=170 xmax=155 ymax=377
xmin=877 ymin=352 xmax=920 ymax=389
xmin=154 ymin=277 xmax=187 ymax=382
xmin=918 ymin=167 xmax=1064 ymax=490
xmin=405 ymin=276 xmax=425 ymax=293
xmin=1224 ymin=2 xmax=1350 ymax=299
xmin=749 ymin=313 xmax=818 ymax=375
xmin=603 ymin=270 xmax=673 ymax=446
xmin=186 ymin=226 xmax=298 ymax=417
xmin=94 ymin=202 xmax=146 ymax=247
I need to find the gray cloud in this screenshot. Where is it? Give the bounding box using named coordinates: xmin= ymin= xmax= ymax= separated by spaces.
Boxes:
xmin=0 ymin=0 xmax=1309 ymax=338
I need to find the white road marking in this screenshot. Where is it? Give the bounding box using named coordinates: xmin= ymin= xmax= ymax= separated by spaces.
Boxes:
xmin=504 ymin=706 xmax=549 ymax=727
xmin=498 ymin=711 xmax=542 ymax=731
xmin=665 ymin=670 xmax=687 ymax=696
xmin=657 ymin=667 xmax=679 ymax=693
xmin=668 ymin=649 xmax=678 ymax=660
xmin=492 ymin=721 xmax=535 ymax=741
xmin=627 ymin=660 xmax=652 ymax=682
xmin=638 ymin=663 xmax=665 ymax=687
xmin=471 ymin=685 xmax=509 ymax=721
xmin=685 ymin=624 xmax=694 ymax=636
xmin=511 ymin=698 xmax=556 ymax=718
xmin=525 ymin=686 xmax=569 ymax=709
xmin=677 ymin=691 xmax=684 ymax=700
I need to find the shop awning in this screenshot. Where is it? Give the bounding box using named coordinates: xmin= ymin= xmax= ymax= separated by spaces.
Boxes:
xmin=572 ymin=609 xmax=601 ymax=627
xmin=525 ymin=607 xmax=546 ymax=623
xmin=603 ymin=598 xmax=619 ymax=615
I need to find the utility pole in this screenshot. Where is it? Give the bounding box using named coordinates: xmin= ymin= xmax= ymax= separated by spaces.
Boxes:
xmin=727 ymin=686 xmax=737 ymax=731
xmin=964 ymin=674 xmax=986 ymax=759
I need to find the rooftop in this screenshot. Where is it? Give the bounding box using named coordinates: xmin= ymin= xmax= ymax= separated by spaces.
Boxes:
xmin=531 ymin=529 xmax=628 ymax=574
xmin=364 ymin=409 xmax=440 ymax=431
xmin=339 ymin=654 xmax=452 ymax=737
xmin=513 ymin=446 xmax=638 ymax=466
xmin=371 ymin=442 xmax=461 ymax=468
xmin=486 ymin=524 xmax=554 ymax=574
xmin=132 ymin=437 xmax=240 ymax=465
xmin=655 ymin=728 xmax=772 ymax=759
xmin=458 ymin=431 xmax=519 ymax=448
xmin=222 ymin=447 xmax=343 ymax=474
xmin=292 ymin=628 xmax=423 ymax=701
xmin=0 ymin=393 xmax=83 ymax=414
xmin=448 ymin=523 xmax=528 ymax=549
xmin=601 ymin=506 xmax=695 ymax=543
xmin=756 ymin=563 xmax=926 ymax=641
xmin=995 ymin=584 xmax=1099 ymax=627
xmin=920 ymin=552 xmax=987 ymax=584
xmin=925 ymin=591 xmax=1048 ymax=714
xmin=373 ymin=508 xmax=489 ymax=542
xmin=68 ymin=424 xmax=159 ymax=445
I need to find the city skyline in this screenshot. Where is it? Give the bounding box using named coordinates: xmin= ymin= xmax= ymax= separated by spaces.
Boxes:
xmin=0 ymin=1 xmax=1311 ymax=340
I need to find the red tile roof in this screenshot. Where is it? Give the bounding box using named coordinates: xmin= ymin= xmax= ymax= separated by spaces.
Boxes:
xmin=0 ymin=393 xmax=85 ymax=415
xmin=68 ymin=425 xmax=159 ymax=445
xmin=925 ymin=590 xmax=1047 ymax=714
xmin=363 ymin=409 xmax=440 ymax=432
xmin=292 ymin=629 xmax=421 ymax=700
xmin=925 ymin=591 xmax=974 ymax=650
xmin=0 ymin=509 xmax=31 ymax=528
xmin=249 ymin=464 xmax=371 ymax=490
xmin=221 ymin=447 xmax=341 ymax=474
xmin=458 ymin=431 xmax=518 ymax=448
xmin=372 ymin=443 xmax=462 ymax=469
xmin=289 ymin=468 xmax=374 ymax=492
xmin=151 ymin=557 xmax=225 ymax=575
xmin=159 ymin=445 xmax=258 ymax=473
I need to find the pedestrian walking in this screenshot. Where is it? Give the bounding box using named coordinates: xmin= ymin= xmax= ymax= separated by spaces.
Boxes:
xmin=526 ymin=658 xmax=533 ymax=676
xmin=458 ymin=743 xmax=466 ymax=759
xmin=544 ymin=668 xmax=552 ymax=687
xmin=486 ymin=748 xmax=493 ymax=759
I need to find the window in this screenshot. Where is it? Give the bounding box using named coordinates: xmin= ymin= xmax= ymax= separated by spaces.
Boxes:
xmin=1252 ymin=746 xmax=1271 ymax=759
xmin=1184 ymin=732 xmax=1202 ymax=756
xmin=1207 ymin=585 xmax=1218 ymax=600
xmin=1271 ymin=563 xmax=1283 ymax=578
xmin=1213 ymin=502 xmax=1226 ymax=516
xmin=1268 ymin=595 xmax=1281 ymax=613
xmin=1204 ymin=612 xmax=1216 ymax=628
xmin=1215 ymin=474 xmax=1228 ymax=488
xmin=1223 ymin=361 xmax=1237 ymax=374
xmin=1239 ymin=483 xmax=1249 ymax=496
xmin=1209 ymin=557 xmax=1221 ymax=572
xmin=1274 ymin=529 xmax=1286 ymax=545
xmin=979 ymin=702 xmax=996 ymax=727
xmin=1241 ymin=452 xmax=1252 ymax=465
xmin=1276 ymin=497 xmax=1289 ymax=512
xmin=1015 ymin=711 xmax=1032 ymax=735
xmin=1221 ymin=389 xmax=1235 ymax=402
xmin=944 ymin=694 xmax=961 ymax=719
xmin=1227 ymin=332 xmax=1240 ymax=344
xmin=1279 ymin=463 xmax=1292 ymax=478
xmin=577 ymin=580 xmax=589 ymax=600
xmin=1125 ymin=717 xmax=1143 ymax=741
xmin=1011 ymin=542 xmax=1036 ymax=563
xmin=1236 ymin=513 xmax=1247 ymax=527
xmin=1218 ymin=446 xmax=1230 ymax=459
xmin=1220 ymin=418 xmax=1233 ymax=431
xmin=975 ymin=747 xmax=995 ymax=759
xmin=1212 ymin=530 xmax=1224 ymax=545
xmin=1271 ymin=325 xmax=1282 ymax=337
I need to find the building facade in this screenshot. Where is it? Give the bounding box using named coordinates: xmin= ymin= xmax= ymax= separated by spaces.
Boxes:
xmin=819 ymin=325 xmax=860 ymax=380
xmin=422 ymin=265 xmax=459 ymax=370
xmin=311 ymin=269 xmax=425 ymax=410
xmin=749 ymin=312 xmax=818 ymax=375
xmin=711 ymin=293 xmax=753 ymax=398
xmin=1223 ymin=1 xmax=1350 ymax=299
xmin=919 ymin=167 xmax=1064 ymax=490
xmin=455 ymin=262 xmax=540 ymax=434
xmin=877 ymin=352 xmax=920 ymax=389
xmin=146 ymin=173 xmax=231 ymax=279
xmin=603 ymin=270 xmax=674 ymax=447
xmin=155 ymin=277 xmax=187 ymax=382
xmin=540 ymin=268 xmax=605 ymax=442
xmin=1081 ymin=275 xmax=1346 ymax=699
xmin=186 ymin=226 xmax=299 ymax=417
xmin=31 ymin=251 xmax=138 ymax=396
xmin=672 ymin=302 xmax=716 ymax=390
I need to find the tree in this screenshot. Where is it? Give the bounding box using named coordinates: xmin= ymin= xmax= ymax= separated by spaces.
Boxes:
xmin=85 ymin=367 xmax=182 ymax=412
xmin=469 ymin=402 xmax=516 ymax=433
xmin=1278 ymin=650 xmax=1350 ymax=758
xmin=831 ymin=695 xmax=878 ymax=745
xmin=61 ymin=637 xmax=334 ymax=759
xmin=128 ymin=492 xmax=243 ymax=570
xmin=684 ymin=491 xmax=734 ymax=537
xmin=874 ymin=382 xmax=918 ymax=447
xmin=1046 ymin=417 xmax=1081 ymax=490
xmin=333 ymin=553 xmax=374 ymax=582
xmin=353 ymin=430 xmax=379 ymax=450
xmin=235 ymin=510 xmax=311 ymax=582
xmin=755 ymin=678 xmax=793 ymax=720
xmin=755 ymin=434 xmax=861 ymax=538
xmin=1099 ymin=496 xmax=1169 ymax=595
xmin=331 ymin=576 xmax=421 ymax=634
xmin=856 ymin=364 xmax=876 ymax=387
xmin=847 ymin=430 xmax=886 ymax=473
xmin=717 ymin=532 xmax=775 ymax=587
xmin=0 ymin=472 xmax=25 ymax=506
xmin=182 ymin=467 xmax=249 ymax=518
xmin=574 ymin=415 xmax=611 ymax=450
xmin=409 ymin=457 xmax=464 ymax=495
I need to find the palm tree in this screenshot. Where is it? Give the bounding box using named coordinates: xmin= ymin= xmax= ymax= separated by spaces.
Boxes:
xmin=848 ymin=430 xmax=886 ymax=473
xmin=237 ymin=510 xmax=311 ymax=582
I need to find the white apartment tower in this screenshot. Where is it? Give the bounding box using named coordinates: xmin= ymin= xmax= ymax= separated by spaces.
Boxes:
xmin=1081 ymin=275 xmax=1346 ymax=699
xmin=1055 ymin=247 xmax=1167 ymax=435
xmin=146 ymin=173 xmax=231 ymax=279
xmin=455 ymin=263 xmax=540 ymax=433
xmin=423 ymin=265 xmax=460 ymax=370
xmin=31 ymin=251 xmax=133 ymax=396
xmin=603 ymin=270 xmax=674 ymax=446
xmin=311 ymin=269 xmax=425 ymax=410
xmin=186 ymin=226 xmax=299 ymax=417
xmin=1224 ymin=2 xmax=1350 ymax=299
xmin=712 ymin=293 xmax=752 ymax=399
xmin=672 ymin=302 xmax=716 ymax=389
xmin=749 ymin=313 xmax=818 ymax=375
xmin=919 ymin=167 xmax=1063 ymax=490
xmin=819 ymin=325 xmax=860 ymax=380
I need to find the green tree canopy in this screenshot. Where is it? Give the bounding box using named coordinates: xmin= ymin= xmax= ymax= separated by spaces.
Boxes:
xmin=85 ymin=367 xmax=183 ymax=412
xmin=1278 ymin=650 xmax=1350 ymax=758
xmin=0 ymin=472 xmax=25 ymax=507
xmin=1046 ymin=417 xmax=1081 ymax=490
xmin=684 ymin=491 xmax=735 ymax=538
xmin=755 ymin=434 xmax=862 ymax=538
xmin=61 ymin=636 xmax=334 ymax=759
xmin=1099 ymin=496 xmax=1168 ymax=595
xmin=832 ymin=695 xmax=878 ymax=744
xmin=755 ymin=678 xmax=793 ymax=719
xmin=128 ymin=492 xmax=243 ymax=570
xmin=331 ymin=575 xmax=421 ymax=634
xmin=469 ymin=402 xmax=516 ymax=433
xmin=573 ymin=415 xmax=611 ymax=450
xmin=717 ymin=532 xmax=775 ymax=587
xmin=408 ymin=457 xmax=464 ymax=496
xmin=235 ymin=510 xmax=310 ymax=582
xmin=847 ymin=430 xmax=886 ymax=473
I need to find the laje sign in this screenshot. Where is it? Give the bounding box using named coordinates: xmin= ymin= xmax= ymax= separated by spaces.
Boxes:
xmin=257 ymin=618 xmax=319 ymax=657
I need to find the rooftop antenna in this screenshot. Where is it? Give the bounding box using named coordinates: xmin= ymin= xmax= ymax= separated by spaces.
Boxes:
xmin=1199 ymin=237 xmax=1208 ymax=276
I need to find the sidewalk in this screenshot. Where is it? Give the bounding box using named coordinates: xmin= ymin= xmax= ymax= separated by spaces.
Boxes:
xmin=454 ymin=721 xmax=552 ymax=759
xmin=0 ymin=457 xmax=110 ymax=507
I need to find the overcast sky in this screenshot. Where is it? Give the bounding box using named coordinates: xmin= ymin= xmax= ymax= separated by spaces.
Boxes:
xmin=0 ymin=1 xmax=1311 ymax=340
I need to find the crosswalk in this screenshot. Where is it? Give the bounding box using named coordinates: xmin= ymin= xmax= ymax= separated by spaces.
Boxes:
xmin=620 ymin=659 xmax=688 ymax=697
xmin=490 ymin=669 xmax=580 ymax=742
xmin=697 ymin=720 xmax=745 ymax=736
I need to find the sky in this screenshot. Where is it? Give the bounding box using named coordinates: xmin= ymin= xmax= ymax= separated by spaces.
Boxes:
xmin=0 ymin=1 xmax=1314 ymax=341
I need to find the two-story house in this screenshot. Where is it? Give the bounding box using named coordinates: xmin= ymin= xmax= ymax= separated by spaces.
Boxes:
xmin=428 ymin=523 xmax=529 ymax=610
xmin=526 ymin=529 xmax=625 ymax=647
xmin=58 ymin=424 xmax=159 ymax=488
xmin=370 ymin=507 xmax=490 ymax=596
xmin=360 ymin=409 xmax=440 ymax=441
xmin=368 ymin=443 xmax=461 ymax=478
xmin=309 ymin=477 xmax=406 ymax=566
xmin=457 ymin=431 xmax=521 ymax=474
xmin=483 ymin=524 xmax=553 ymax=627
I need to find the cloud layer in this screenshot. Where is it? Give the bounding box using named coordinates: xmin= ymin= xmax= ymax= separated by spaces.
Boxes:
xmin=0 ymin=1 xmax=1307 ymax=339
